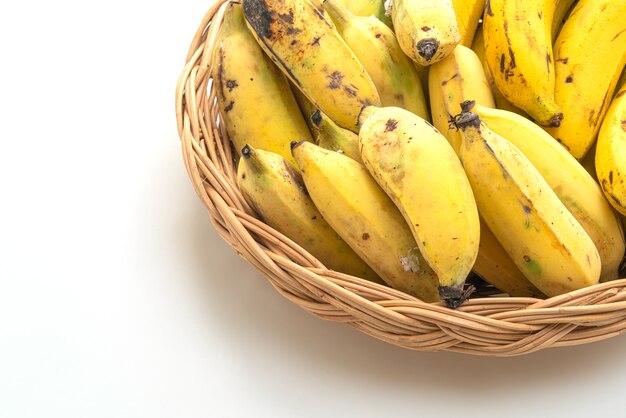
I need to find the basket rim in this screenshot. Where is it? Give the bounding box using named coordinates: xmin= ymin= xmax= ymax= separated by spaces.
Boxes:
xmin=175 ymin=0 xmax=626 ymax=356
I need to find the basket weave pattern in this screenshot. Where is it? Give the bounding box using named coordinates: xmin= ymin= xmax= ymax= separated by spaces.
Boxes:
xmin=175 ymin=0 xmax=626 ymax=356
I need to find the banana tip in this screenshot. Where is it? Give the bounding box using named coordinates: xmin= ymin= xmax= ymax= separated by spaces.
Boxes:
xmin=290 ymin=139 xmax=307 ymax=152
xmin=416 ymin=38 xmax=439 ymax=61
xmin=549 ymin=113 xmax=564 ymax=128
xmin=311 ymin=110 xmax=322 ymax=126
xmin=439 ymin=285 xmax=469 ymax=309
xmin=241 ymin=144 xmax=253 ymax=159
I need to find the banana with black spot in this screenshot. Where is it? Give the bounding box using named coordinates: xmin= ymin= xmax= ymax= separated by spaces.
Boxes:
xmin=212 ymin=2 xmax=312 ymax=165
xmin=242 ymin=0 xmax=380 ymax=132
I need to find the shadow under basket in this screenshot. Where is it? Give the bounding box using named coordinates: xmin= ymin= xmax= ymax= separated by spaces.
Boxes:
xmin=175 ymin=0 xmax=626 ymax=357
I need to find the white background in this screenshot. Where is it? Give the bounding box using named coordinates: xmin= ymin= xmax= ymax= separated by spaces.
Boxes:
xmin=1 ymin=1 xmax=625 ymax=417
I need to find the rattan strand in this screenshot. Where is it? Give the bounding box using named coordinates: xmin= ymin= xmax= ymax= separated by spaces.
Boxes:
xmin=175 ymin=0 xmax=626 ymax=356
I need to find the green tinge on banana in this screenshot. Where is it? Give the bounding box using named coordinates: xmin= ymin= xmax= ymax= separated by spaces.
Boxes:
xmin=311 ymin=109 xmax=362 ymax=163
xmin=324 ymin=0 xmax=429 ymax=120
xmin=474 ymin=103 xmax=625 ymax=282
xmin=545 ymin=0 xmax=626 ymax=160
xmin=455 ymin=107 xmax=601 ymax=297
xmin=242 ymin=0 xmax=380 ymax=132
xmin=483 ymin=0 xmax=562 ymax=127
xmin=358 ymin=105 xmax=480 ymax=305
xmin=291 ymin=141 xmax=441 ymax=303
xmin=237 ymin=145 xmax=383 ymax=283
xmin=473 ymin=218 xmax=545 ymax=298
xmin=212 ymin=2 xmax=312 ymax=166
xmin=390 ymin=0 xmax=461 ymax=66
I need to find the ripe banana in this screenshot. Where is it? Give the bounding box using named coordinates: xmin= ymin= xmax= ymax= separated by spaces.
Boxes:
xmin=237 ymin=145 xmax=383 ymax=283
xmin=451 ymin=0 xmax=484 ymax=47
xmin=291 ymin=141 xmax=441 ymax=303
xmin=310 ymin=109 xmax=362 ymax=162
xmin=336 ymin=0 xmax=391 ymax=27
xmin=428 ymin=45 xmax=495 ymax=154
xmin=551 ymin=0 xmax=577 ymax=42
xmin=454 ymin=107 xmax=601 ymax=297
xmin=242 ymin=0 xmax=380 ymax=132
xmin=470 ymin=25 xmax=528 ymax=117
xmin=483 ymin=0 xmax=563 ymax=127
xmin=596 ymin=82 xmax=626 ymax=217
xmin=545 ymin=0 xmax=626 ymax=160
xmin=389 ymin=0 xmax=461 ymax=66
xmin=358 ymin=106 xmax=480 ymax=305
xmin=289 ymin=86 xmax=362 ymax=161
xmin=324 ymin=0 xmax=429 ymax=120
xmin=473 ymin=218 xmax=545 ymax=298
xmin=473 ymin=102 xmax=625 ymax=282
xmin=212 ymin=2 xmax=312 ymax=166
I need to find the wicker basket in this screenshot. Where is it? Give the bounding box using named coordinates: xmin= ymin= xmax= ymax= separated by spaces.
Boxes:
xmin=175 ymin=0 xmax=626 ymax=356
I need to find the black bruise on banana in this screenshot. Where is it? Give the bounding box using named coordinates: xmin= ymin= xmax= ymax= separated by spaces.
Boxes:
xmin=384 ymin=119 xmax=398 ymax=132
xmin=243 ymin=0 xmax=274 ymax=38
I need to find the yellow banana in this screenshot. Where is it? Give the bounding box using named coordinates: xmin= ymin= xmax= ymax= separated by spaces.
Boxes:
xmin=473 ymin=102 xmax=625 ymax=282
xmin=545 ymin=0 xmax=626 ymax=160
xmin=212 ymin=3 xmax=312 ymax=166
xmin=237 ymin=145 xmax=383 ymax=283
xmin=291 ymin=141 xmax=441 ymax=303
xmin=454 ymin=107 xmax=601 ymax=297
xmin=290 ymin=87 xmax=362 ymax=162
xmin=310 ymin=109 xmax=362 ymax=162
xmin=390 ymin=0 xmax=461 ymax=66
xmin=324 ymin=0 xmax=429 ymax=120
xmin=242 ymin=0 xmax=380 ymax=132
xmin=336 ymin=0 xmax=391 ymax=27
xmin=451 ymin=0 xmax=484 ymax=47
xmin=551 ymin=0 xmax=577 ymax=42
xmin=428 ymin=45 xmax=495 ymax=154
xmin=470 ymin=25 xmax=528 ymax=117
xmin=596 ymin=82 xmax=626 ymax=217
xmin=473 ymin=218 xmax=545 ymax=298
xmin=358 ymin=106 xmax=480 ymax=306
xmin=483 ymin=0 xmax=563 ymax=127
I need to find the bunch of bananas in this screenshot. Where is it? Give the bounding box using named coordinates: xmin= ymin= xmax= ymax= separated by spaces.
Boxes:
xmin=211 ymin=0 xmax=626 ymax=308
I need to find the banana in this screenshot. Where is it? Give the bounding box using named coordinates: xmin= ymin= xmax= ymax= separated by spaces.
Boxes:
xmin=389 ymin=0 xmax=461 ymax=66
xmin=551 ymin=0 xmax=577 ymax=42
xmin=454 ymin=107 xmax=601 ymax=297
xmin=212 ymin=2 xmax=312 ymax=166
xmin=451 ymin=0 xmax=484 ymax=47
xmin=545 ymin=0 xmax=626 ymax=160
xmin=428 ymin=45 xmax=495 ymax=154
xmin=473 ymin=218 xmax=545 ymax=298
xmin=237 ymin=145 xmax=383 ymax=283
xmin=290 ymin=86 xmax=362 ymax=161
xmin=596 ymin=82 xmax=626 ymax=217
xmin=473 ymin=102 xmax=625 ymax=282
xmin=336 ymin=0 xmax=392 ymax=27
xmin=358 ymin=106 xmax=480 ymax=305
xmin=290 ymin=141 xmax=441 ymax=303
xmin=324 ymin=0 xmax=429 ymax=120
xmin=483 ymin=0 xmax=563 ymax=127
xmin=242 ymin=0 xmax=380 ymax=132
xmin=470 ymin=25 xmax=528 ymax=117
xmin=310 ymin=109 xmax=362 ymax=162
